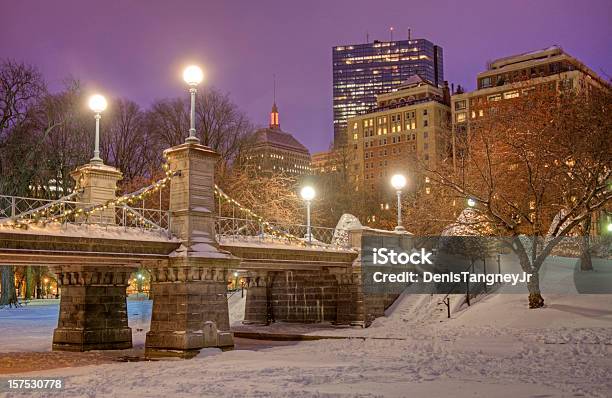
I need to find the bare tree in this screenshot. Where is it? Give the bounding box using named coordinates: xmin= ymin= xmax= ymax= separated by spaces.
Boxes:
xmin=0 ymin=59 xmax=46 ymax=142
xmin=429 ymin=87 xmax=611 ymax=308
xmin=0 ymin=60 xmax=47 ymax=194
xmin=196 ymin=89 xmax=253 ymax=162
xmin=101 ymin=99 xmax=156 ymax=182
xmin=220 ymin=166 xmax=302 ymax=224
xmin=0 ymin=266 xmax=18 ymax=307
xmin=148 ymin=87 xmax=253 ymax=167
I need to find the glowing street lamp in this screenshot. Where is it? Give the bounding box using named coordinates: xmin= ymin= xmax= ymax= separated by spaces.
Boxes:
xmin=136 ymin=273 xmax=144 ymax=294
xmin=607 ymin=223 xmax=612 ymax=233
xmin=300 ymin=186 xmax=316 ymax=243
xmin=182 ymin=65 xmax=204 ymax=144
xmin=43 ymin=277 xmax=50 ymax=299
xmin=467 ymin=198 xmax=476 ymax=207
xmin=391 ymin=174 xmax=407 ymax=231
xmin=88 ymin=94 xmax=107 ymax=164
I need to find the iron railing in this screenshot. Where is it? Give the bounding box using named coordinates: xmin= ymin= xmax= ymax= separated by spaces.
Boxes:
xmin=439 ymin=254 xmax=502 ymax=318
xmin=215 ymin=216 xmax=349 ymax=248
xmin=0 ymin=194 xmax=172 ymax=238
xmin=0 ymin=192 xmax=81 ymax=220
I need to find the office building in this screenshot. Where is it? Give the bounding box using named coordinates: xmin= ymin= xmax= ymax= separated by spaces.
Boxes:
xmin=451 ymin=46 xmax=609 ymax=162
xmin=333 ymin=38 xmax=444 ymax=147
xmin=450 ymin=45 xmax=610 ymax=233
xmin=243 ymin=103 xmax=311 ymax=175
xmin=348 ymin=75 xmax=452 ymax=195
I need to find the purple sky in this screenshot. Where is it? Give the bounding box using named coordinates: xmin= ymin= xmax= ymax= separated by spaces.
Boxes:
xmin=2 ymin=0 xmax=611 ymax=153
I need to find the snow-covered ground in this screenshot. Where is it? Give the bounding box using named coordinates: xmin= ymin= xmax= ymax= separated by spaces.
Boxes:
xmin=1 ymin=269 xmax=611 ymax=397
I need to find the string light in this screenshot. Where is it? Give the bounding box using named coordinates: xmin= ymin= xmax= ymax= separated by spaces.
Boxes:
xmin=3 ymin=160 xmax=307 ymax=247
xmin=214 ymin=184 xmax=306 ymax=246
xmin=1 ymin=165 xmax=175 ymax=228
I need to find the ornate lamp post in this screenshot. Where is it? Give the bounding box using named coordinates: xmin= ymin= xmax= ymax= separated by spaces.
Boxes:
xmin=391 ymin=174 xmax=407 ymax=231
xmin=182 ymin=65 xmax=204 ymax=144
xmin=300 ymin=186 xmax=316 ymax=243
xmin=88 ymin=94 xmax=108 ymax=164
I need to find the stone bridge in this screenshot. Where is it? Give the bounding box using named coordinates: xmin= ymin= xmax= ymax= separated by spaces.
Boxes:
xmin=0 ymin=141 xmax=402 ymax=358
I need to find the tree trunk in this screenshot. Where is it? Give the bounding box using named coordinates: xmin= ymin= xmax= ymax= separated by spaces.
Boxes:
xmin=0 ymin=265 xmax=18 ymax=307
xmin=25 ymin=266 xmax=33 ymax=299
xmin=527 ymin=271 xmax=544 ymax=309
xmin=579 ymin=215 xmax=593 ymax=271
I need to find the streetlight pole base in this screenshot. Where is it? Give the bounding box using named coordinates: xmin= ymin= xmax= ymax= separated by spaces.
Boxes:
xmin=185 ymin=135 xmax=200 ymax=144
xmin=90 ymin=157 xmax=103 ymax=165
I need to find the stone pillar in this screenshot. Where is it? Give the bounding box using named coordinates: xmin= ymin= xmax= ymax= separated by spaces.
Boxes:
xmin=145 ymin=142 xmax=239 ymax=358
xmin=243 ymin=271 xmax=271 ymax=325
xmin=163 ymin=143 xmax=219 ymax=254
xmin=50 ymin=162 xmax=129 ymax=352
xmin=52 ymin=266 xmax=133 ymax=351
xmin=145 ymin=263 xmax=234 ymax=358
xmin=70 ymin=163 xmax=123 ymax=224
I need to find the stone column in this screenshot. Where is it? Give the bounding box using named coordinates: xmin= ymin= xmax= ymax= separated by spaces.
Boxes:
xmin=70 ymin=163 xmax=123 ymax=224
xmin=243 ymin=271 xmax=271 ymax=325
xmin=145 ymin=142 xmax=240 ymax=358
xmin=51 ymin=162 xmax=130 ymax=352
xmin=145 ymin=263 xmax=234 ymax=358
xmin=163 ymin=143 xmax=219 ymax=253
xmin=52 ymin=266 xmax=133 ymax=351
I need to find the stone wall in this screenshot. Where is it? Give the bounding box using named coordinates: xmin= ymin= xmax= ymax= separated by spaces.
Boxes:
xmin=269 ymin=270 xmax=339 ymax=323
xmin=243 ymin=266 xmax=399 ymax=327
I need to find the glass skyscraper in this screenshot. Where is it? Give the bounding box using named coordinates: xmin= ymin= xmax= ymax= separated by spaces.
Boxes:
xmin=333 ymin=39 xmax=443 ymax=147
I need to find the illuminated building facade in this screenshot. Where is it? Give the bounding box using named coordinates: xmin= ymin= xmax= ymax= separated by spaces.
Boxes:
xmin=452 ymin=46 xmax=609 ymax=143
xmin=311 ymin=150 xmax=335 ymax=174
xmin=243 ymin=103 xmax=311 ymax=175
xmin=451 ymin=46 xmax=610 ymax=234
xmin=348 ymin=75 xmax=452 ymax=194
xmin=333 ymin=38 xmax=443 ymax=147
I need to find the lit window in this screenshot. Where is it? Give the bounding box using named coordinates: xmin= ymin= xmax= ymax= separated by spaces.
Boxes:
xmin=471 ymin=111 xmax=476 ymax=118
xmin=479 ymin=109 xmax=484 ymax=117
xmin=488 ymin=94 xmax=502 ymax=102
xmin=455 ymin=100 xmax=466 ymax=110
xmin=456 ymin=112 xmax=466 ymax=123
xmin=353 ymin=133 xmax=358 ymax=140
xmin=503 ymin=90 xmax=519 ymax=99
